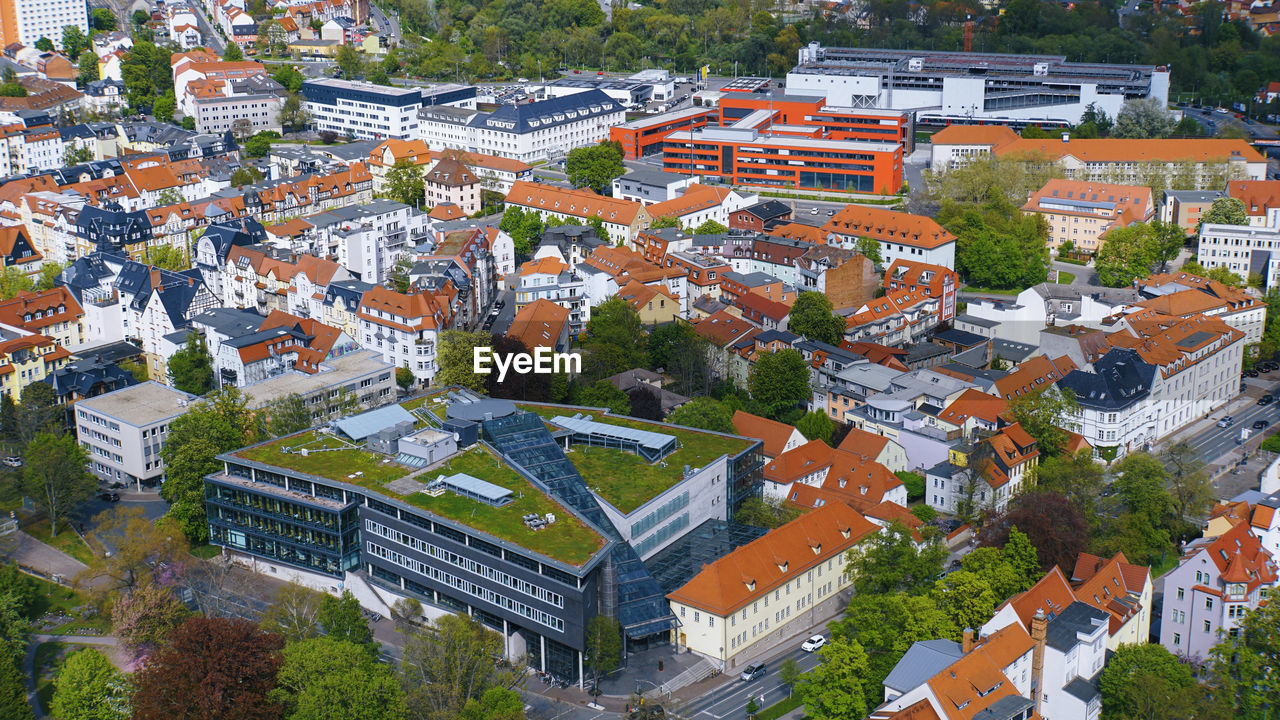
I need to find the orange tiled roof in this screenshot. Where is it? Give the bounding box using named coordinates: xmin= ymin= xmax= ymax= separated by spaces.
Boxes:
xmin=836 ymin=425 xmax=890 ymax=458
xmin=0 ymin=287 xmax=82 ymax=330
xmin=938 ymin=388 xmax=1007 ymax=426
xmin=692 ymin=309 xmax=756 ymax=347
xmin=646 ymin=184 xmax=735 ymax=219
xmin=823 ymin=206 xmax=956 ymax=250
xmin=506 ymin=181 xmax=643 ymax=225
xmin=667 ymin=502 xmax=877 ymax=615
xmin=428 ymin=203 xmax=466 ymax=221
xmin=731 ymin=410 xmax=797 ymax=458
xmin=519 ymin=256 xmax=569 ymax=277
xmin=1227 ymin=180 xmax=1280 ymax=217
xmin=763 ymin=439 xmax=834 ymax=484
xmin=993 ymin=355 xmax=1078 ymax=400
xmin=999 ymin=136 xmax=1266 ymax=164
xmin=930 ymin=124 xmax=1022 ymax=149
xmin=507 ymin=298 xmax=569 ymax=350
xmin=358 ymin=286 xmax=452 ymax=331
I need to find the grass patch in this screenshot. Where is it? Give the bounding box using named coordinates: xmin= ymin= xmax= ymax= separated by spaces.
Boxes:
xmin=1149 ymin=552 xmax=1180 ymax=579
xmin=190 ymin=544 xmax=222 ymax=559
xmin=235 ymin=430 xmax=411 ymax=488
xmin=26 ymin=576 xmax=106 ymax=635
xmin=961 ymin=285 xmax=1022 ymax=296
xmin=404 ymin=447 xmax=604 ymax=565
xmin=22 ymin=520 xmax=94 ymax=565
xmin=517 ymin=403 xmax=752 ymax=514
xmin=756 ymin=695 xmax=803 ymax=720
xmin=1057 ymin=271 xmax=1076 ymax=284
xmin=34 ymin=641 xmax=65 ymax=710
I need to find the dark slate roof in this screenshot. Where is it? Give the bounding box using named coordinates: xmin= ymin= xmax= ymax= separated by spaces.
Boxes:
xmin=191 ymin=307 xmax=266 ymax=337
xmin=1056 ymin=347 xmax=1155 ymax=411
xmin=794 ymin=339 xmax=861 ymax=366
xmin=740 ymin=200 xmax=791 ymax=221
xmin=41 ymin=357 xmax=137 ymax=399
xmin=58 ymin=252 xmax=127 ymax=302
xmin=1045 ymin=602 xmax=1110 ymax=652
xmin=905 ymin=341 xmax=950 ymax=363
xmin=883 ymin=639 xmax=963 ymax=693
xmin=70 ymin=341 xmax=143 ymax=364
xmin=1064 ymin=677 xmax=1100 ymax=703
xmin=200 ymin=218 xmax=266 ymax=267
xmin=75 ymin=202 xmax=151 ymax=251
xmin=468 ymin=90 xmax=622 ymax=134
xmin=541 ymin=225 xmax=604 ymax=252
xmin=992 ymin=338 xmax=1037 ymax=363
xmin=933 ymin=328 xmax=987 ymax=347
xmin=325 ymin=279 xmax=373 ymax=312
xmin=754 ymin=329 xmax=798 ymax=345
xmin=972 ymin=695 xmax=1035 ymax=720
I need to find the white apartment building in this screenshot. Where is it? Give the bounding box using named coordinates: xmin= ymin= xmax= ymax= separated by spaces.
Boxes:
xmin=75 ymin=382 xmax=200 ymax=490
xmin=1197 ymin=222 xmax=1280 ymax=291
xmin=418 ymin=90 xmax=624 ymax=163
xmin=302 ymin=78 xmax=422 ymax=140
xmin=0 ymin=0 xmax=89 ymax=51
xmin=356 ymin=286 xmax=452 ymax=384
xmin=193 ymin=93 xmax=285 ymax=135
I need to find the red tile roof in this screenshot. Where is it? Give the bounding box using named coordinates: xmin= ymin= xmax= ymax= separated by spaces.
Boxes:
xmin=731 ymin=410 xmax=797 ymax=458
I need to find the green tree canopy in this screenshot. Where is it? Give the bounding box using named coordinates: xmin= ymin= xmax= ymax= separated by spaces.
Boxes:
xmin=830 ymin=592 xmax=957 ymax=703
xmin=576 ymin=380 xmax=630 ymax=415
xmin=1199 ymin=197 xmax=1248 ymax=229
xmin=583 ymin=616 xmax=622 ymax=692
xmin=435 ymin=330 xmax=491 ymax=392
xmin=665 ymin=396 xmax=734 ymax=433
xmin=1113 ymin=97 xmax=1176 ymax=139
xmin=748 ymin=348 xmax=809 ymax=420
xmin=167 ymin=331 xmax=214 ymax=395
xmin=50 ymin=647 xmax=131 ymax=720
xmin=399 ymin=614 xmax=522 ymax=720
xmin=788 ymin=291 xmax=846 ymax=345
xmin=848 ymin=521 xmax=946 ymax=596
xmin=1100 ymin=643 xmax=1197 ymax=720
xmin=385 ymin=159 xmax=425 ymax=206
xmin=795 ymin=410 xmax=834 ymax=445
xmin=1096 ymin=223 xmax=1163 ymax=288
xmin=1006 ymin=387 xmax=1077 ymax=457
xmin=796 ymin=638 xmax=871 ymax=720
xmin=270 ymin=637 xmax=407 ymax=720
xmin=692 ymin=219 xmax=728 ymax=234
xmin=22 ymin=431 xmax=93 ymax=538
xmin=318 ymin=590 xmax=376 ymax=655
xmin=565 ymin=142 xmax=624 ymax=194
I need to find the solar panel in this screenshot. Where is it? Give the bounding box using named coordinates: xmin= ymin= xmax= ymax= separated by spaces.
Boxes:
xmin=551 ymin=415 xmax=677 ymax=460
xmin=434 ymin=473 xmax=514 ymax=506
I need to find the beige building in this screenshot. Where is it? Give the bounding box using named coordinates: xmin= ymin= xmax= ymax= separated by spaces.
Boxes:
xmin=1023 ymin=179 xmax=1153 ymax=254
xmin=423 ymin=158 xmax=481 ymax=215
xmin=75 ymin=382 xmax=199 ymax=490
xmin=666 ymin=502 xmax=878 ymax=669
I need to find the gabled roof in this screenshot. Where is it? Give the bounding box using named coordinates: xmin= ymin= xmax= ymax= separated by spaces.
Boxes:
xmin=667 ymin=502 xmax=877 ymax=615
xmin=993 ymin=355 xmax=1077 ymax=400
xmin=938 ymin=388 xmax=1007 ymax=426
xmin=692 ymin=309 xmax=757 ymax=347
xmin=507 ymin=298 xmax=569 ymax=350
xmin=763 ymin=439 xmax=834 ymax=484
xmin=731 ymin=410 xmax=798 ymax=458
xmin=836 ymin=425 xmax=890 ymax=458
xmin=506 ymin=180 xmax=643 ymax=225
xmin=824 ymin=206 xmax=956 ymax=250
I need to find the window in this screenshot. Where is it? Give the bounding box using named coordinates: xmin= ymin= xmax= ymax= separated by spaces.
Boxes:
xmin=1204 ymin=620 xmax=1212 ymax=633
xmin=1177 ymin=587 xmax=1185 ymax=600
xmin=1206 ymin=598 xmax=1214 ymax=610
xmin=1173 ymin=633 xmax=1181 ymax=646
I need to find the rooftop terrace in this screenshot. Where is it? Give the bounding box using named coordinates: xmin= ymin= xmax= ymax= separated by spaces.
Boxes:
xmin=231 ymin=425 xmax=605 ymax=566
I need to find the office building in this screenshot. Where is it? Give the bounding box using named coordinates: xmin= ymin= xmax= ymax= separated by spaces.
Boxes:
xmin=303 ymin=78 xmax=423 ymax=140
xmin=788 ymin=43 xmax=1170 ymax=127
xmin=0 ymin=0 xmax=89 ymax=51
xmin=75 ymin=381 xmax=200 ymax=490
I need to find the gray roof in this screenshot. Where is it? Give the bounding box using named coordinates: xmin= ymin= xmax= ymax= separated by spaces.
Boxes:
xmin=617 ymin=167 xmax=688 ymax=187
xmin=1045 ymin=602 xmax=1110 ymax=652
xmin=551 ymin=415 xmax=677 ymax=456
xmin=951 ymin=344 xmax=990 ymax=370
xmin=191 ymin=307 xmax=266 ymax=337
xmin=723 ymin=270 xmax=778 ymax=287
xmin=882 ymin=639 xmax=963 ymax=693
xmin=973 ymin=696 xmax=1035 ymax=720
xmin=992 ymin=339 xmax=1038 ymax=363
xmin=331 ymin=404 xmax=416 ymax=441
xmin=934 ymin=328 xmax=987 ymax=347
xmin=1064 ymin=676 xmax=1100 ymax=703
xmin=955 ymin=313 xmax=998 ymax=329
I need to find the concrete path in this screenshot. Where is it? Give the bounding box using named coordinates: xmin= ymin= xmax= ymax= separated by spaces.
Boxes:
xmin=11 ymin=533 xmax=87 ymax=585
xmin=24 ymin=633 xmax=120 ymax=719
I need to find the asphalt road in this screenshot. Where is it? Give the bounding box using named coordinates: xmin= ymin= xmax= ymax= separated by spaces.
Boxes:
xmin=189 ymin=0 xmax=227 ymax=53
xmin=681 ymin=645 xmax=822 ymax=720
xmin=369 ymin=2 xmax=402 ymax=43
xmin=1181 ymin=378 xmax=1280 ymax=464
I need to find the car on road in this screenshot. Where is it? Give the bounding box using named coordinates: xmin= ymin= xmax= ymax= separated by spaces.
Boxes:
xmin=1218 ymin=416 xmax=1235 ymax=428
xmin=1255 ymin=420 xmax=1271 ymax=430
xmin=827 ymin=210 xmax=835 ymax=216
xmin=741 ymin=663 xmax=766 ymax=681
xmin=2 ymin=456 xmax=19 ymax=467
xmin=1260 ymin=395 xmax=1275 ymax=406
xmin=801 ymin=635 xmax=827 ymax=652
xmin=1248 ymin=369 xmax=1260 ymax=377
xmin=810 ymin=207 xmax=819 ymax=215
xmin=495 ymin=299 xmax=506 ymax=309
xmin=98 ymin=492 xmax=120 ymax=502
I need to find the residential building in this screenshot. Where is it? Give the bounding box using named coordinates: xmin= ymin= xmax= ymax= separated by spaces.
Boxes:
xmin=423 ymin=158 xmax=480 ymax=215
xmin=616 ymin=280 xmax=680 ymax=326
xmin=924 ymin=424 xmax=1039 ymax=516
xmin=931 ymin=126 xmax=1267 ymax=187
xmin=507 ymin=298 xmax=570 ymax=353
xmin=611 ymin=168 xmax=696 ymax=203
xmin=75 ymin=381 xmax=199 ymax=490
xmin=356 ymin=286 xmax=454 ymax=385
xmin=193 ymin=91 xmax=286 ymax=136
xmin=1069 ymin=552 xmax=1154 ymax=650
xmin=795 ymin=246 xmax=877 ymax=311
xmin=731 ymin=410 xmax=806 ymax=460
xmin=729 ymin=201 xmax=792 ymax=234
xmin=0 ymin=287 xmax=84 ymax=348
xmin=644 ymin=184 xmax=756 ymax=231
xmin=0 ymin=0 xmax=89 ymax=50
xmin=417 ymin=90 xmax=624 ymax=163
xmin=1197 ymin=222 xmax=1280 ymax=291
xmin=303 ymin=78 xmax=423 ymax=140
xmin=789 ymin=43 xmax=1169 ymax=128
xmin=1228 ymin=179 xmax=1280 ymax=227
xmin=505 ymin=181 xmax=651 ymax=245
xmin=967 ymin=283 xmax=1138 ymax=346
xmin=822 ymin=206 xmax=957 ymax=270
xmin=1160 ymin=521 xmax=1278 ymax=660
xmin=845 ymin=287 xmax=950 ymax=348
xmin=1128 ymin=271 xmax=1265 ymax=345
xmin=1160 ymin=189 xmax=1224 ymax=235
xmin=666 ymin=502 xmax=878 ymax=667
xmin=0 ymin=334 xmax=70 ymax=401
xmin=1023 ymin=179 xmax=1154 ymax=254
xmin=207 ymin=310 xmax=359 ymax=388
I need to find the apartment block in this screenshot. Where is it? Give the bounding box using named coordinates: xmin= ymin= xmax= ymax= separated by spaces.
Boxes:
xmin=74 ymin=381 xmax=199 ymax=489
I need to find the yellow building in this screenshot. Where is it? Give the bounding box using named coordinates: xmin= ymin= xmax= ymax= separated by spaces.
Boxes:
xmin=1022 ymin=179 xmax=1154 ymax=254
xmin=0 ymin=335 xmax=71 ymax=400
xmin=616 ymin=279 xmax=680 ymax=325
xmin=666 ymin=503 xmax=878 ymax=669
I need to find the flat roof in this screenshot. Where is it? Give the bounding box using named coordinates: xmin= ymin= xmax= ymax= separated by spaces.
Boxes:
xmin=76 ymin=381 xmax=199 ymax=426
xmin=667 ymin=129 xmax=899 ymax=153
xmin=240 ymin=350 xmax=392 ymax=407
xmin=615 ymin=106 xmax=711 ymax=129
xmin=303 ymin=77 xmax=421 ymax=97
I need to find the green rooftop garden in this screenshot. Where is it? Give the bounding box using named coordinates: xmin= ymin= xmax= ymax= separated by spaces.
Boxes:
xmin=516 ymin=403 xmax=753 ymax=515
xmin=233 ymin=432 xmax=604 ymax=566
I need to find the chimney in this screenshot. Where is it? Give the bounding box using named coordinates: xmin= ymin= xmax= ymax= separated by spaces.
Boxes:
xmin=1031 ymin=609 xmax=1048 ymax=715
xmin=962 ymin=628 xmax=974 ymax=654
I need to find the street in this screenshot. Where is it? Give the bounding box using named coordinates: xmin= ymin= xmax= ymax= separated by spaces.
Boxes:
xmin=1179 ymin=375 xmax=1280 ymax=465
xmin=680 ymin=646 xmax=821 ymax=720
xmin=369 ymin=2 xmax=402 ymax=43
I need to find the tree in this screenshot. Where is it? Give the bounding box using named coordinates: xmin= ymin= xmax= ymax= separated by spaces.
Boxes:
xmin=734 ymin=496 xmax=802 ymax=529
xmin=132 ymin=10 xmax=149 ymax=26
xmin=627 ymin=386 xmax=663 ymax=421
xmin=318 ymin=590 xmax=375 ymax=655
xmin=692 ymin=219 xmax=727 ymax=234
xmin=21 ymin=431 xmax=93 ymax=539
xmin=1209 ymin=598 xmax=1280 ymax=718
xmin=1006 ymin=387 xmax=1077 ymax=457
xmin=497 ymin=207 xmax=544 ymax=257
xmin=273 ymin=66 xmax=305 ymax=94
xmin=17 ymin=382 xmax=61 ymax=444
xmin=1199 ymin=197 xmax=1248 ymax=229
xmin=78 ymin=506 xmax=186 ymax=596
xmin=385 ymin=159 xmax=425 ymax=206
xmin=259 ymin=584 xmax=325 ymax=642
xmin=62 ymin=26 xmax=89 ymax=61
xmin=244 ymin=133 xmax=274 ymax=158
xmin=1035 ymin=450 xmax=1106 ymax=516
xmin=435 ymin=331 xmax=490 ymax=392
xmin=91 ymin=8 xmax=118 ymax=31
xmin=577 ymin=380 xmax=630 ymax=415
xmin=1096 ymin=223 xmax=1162 ymax=288
xmin=0 ymin=657 xmax=34 ymax=720
xmin=930 ymin=570 xmax=998 ymax=635
xmin=980 ymin=491 xmax=1088 ymax=573
xmin=854 ymin=237 xmax=883 ymax=265
xmin=270 ymin=637 xmax=407 ymax=720
xmin=778 ymin=656 xmax=801 ymax=698
xmin=666 ymin=396 xmax=734 ymax=433
xmin=947 ymin=205 xmax=1050 ymax=290
xmin=584 ymin=615 xmax=622 ymax=693
xmin=1112 ymin=452 xmax=1173 ymax=527
xmin=230 ymin=166 xmax=262 ymax=187
xmin=0 ymin=267 xmax=33 ymax=300
xmin=279 ymin=93 xmax=308 ymax=131
xmin=396 ymin=365 xmax=415 ymax=390
xmin=34 ymin=37 xmax=53 ymax=52
xmin=795 ymin=638 xmax=871 ymax=720
xmin=795 ymin=411 xmax=834 ymax=445
xmin=1150 ymin=219 xmax=1186 ymax=272
xmin=585 ymin=297 xmax=647 ymax=371
xmin=160 ymin=387 xmax=260 ymax=542
xmin=50 ymin=647 xmax=131 ymax=720
xmin=399 ymin=614 xmax=523 ymax=720
xmin=788 ymin=291 xmax=845 ymax=345
xmin=111 ymin=582 xmax=190 ymax=656
xmin=335 ymin=44 xmax=362 ymax=79
xmin=1002 ymin=528 xmax=1042 ymax=591
xmin=262 ymin=394 xmax=312 ymax=436
xmin=458 ymin=688 xmax=524 ymax=720
xmin=648 ymin=216 xmax=680 ymax=230
xmin=1161 ymin=440 xmax=1214 ymax=525
xmin=152 ymin=90 xmax=175 ymax=123
xmin=484 ymin=335 xmax=552 ymax=402
xmin=565 ymin=141 xmax=624 ymax=194
xmin=167 ymin=331 xmax=214 ymax=395
xmin=1114 ymin=97 xmax=1177 ymax=139
xmin=131 ymin=617 xmax=284 ymax=720
xmin=748 ymin=349 xmax=810 ymax=420
xmin=78 ymin=52 xmax=99 ymax=87
xmin=829 ymin=592 xmax=956 ymax=703
xmin=224 ymin=43 xmax=244 ymax=61
xmin=1100 ymin=643 xmax=1196 ymax=720
xmin=144 ymin=244 xmax=187 ymax=270
xmin=64 ymin=143 xmax=94 ymax=165
xmin=848 ymin=521 xmax=946 ymax=597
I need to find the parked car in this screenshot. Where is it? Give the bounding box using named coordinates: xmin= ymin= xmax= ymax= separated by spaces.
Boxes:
xmin=2 ymin=456 xmax=20 ymax=467
xmin=1218 ymin=416 xmax=1235 ymax=428
xmin=741 ymin=663 xmax=766 ymax=681
xmin=801 ymin=635 xmax=827 ymax=652
xmin=495 ymin=299 xmax=506 ymax=309
xmin=1249 ymin=369 xmax=1260 ymax=377
xmin=1255 ymin=420 xmax=1271 ymax=430
xmin=1260 ymin=395 xmax=1275 ymax=406
xmin=810 ymin=207 xmax=819 ymax=215
xmin=98 ymin=492 xmax=120 ymax=502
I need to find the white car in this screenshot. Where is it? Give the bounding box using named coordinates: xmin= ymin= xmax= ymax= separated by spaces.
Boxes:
xmin=801 ymin=635 xmax=826 ymax=652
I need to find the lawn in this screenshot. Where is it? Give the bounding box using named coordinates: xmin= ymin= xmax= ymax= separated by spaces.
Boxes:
xmin=33 ymin=641 xmax=65 ymax=710
xmin=405 ymin=447 xmax=604 ymax=566
xmin=235 ymin=431 xmax=410 ymax=488
xmin=27 ymin=575 xmax=107 ymax=636
xmin=961 ymin=285 xmax=1022 ymax=296
xmin=23 ymin=519 xmax=94 ymax=566
xmin=517 ymin=403 xmax=753 ymax=514
xmin=756 ymin=695 xmax=803 ymax=720
xmin=190 ymin=544 xmax=222 ymax=559
xmin=1057 ymin=271 xmax=1076 ymax=284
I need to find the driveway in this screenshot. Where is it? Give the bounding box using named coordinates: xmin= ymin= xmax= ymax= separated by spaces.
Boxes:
xmin=10 ymin=532 xmax=87 ymax=585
